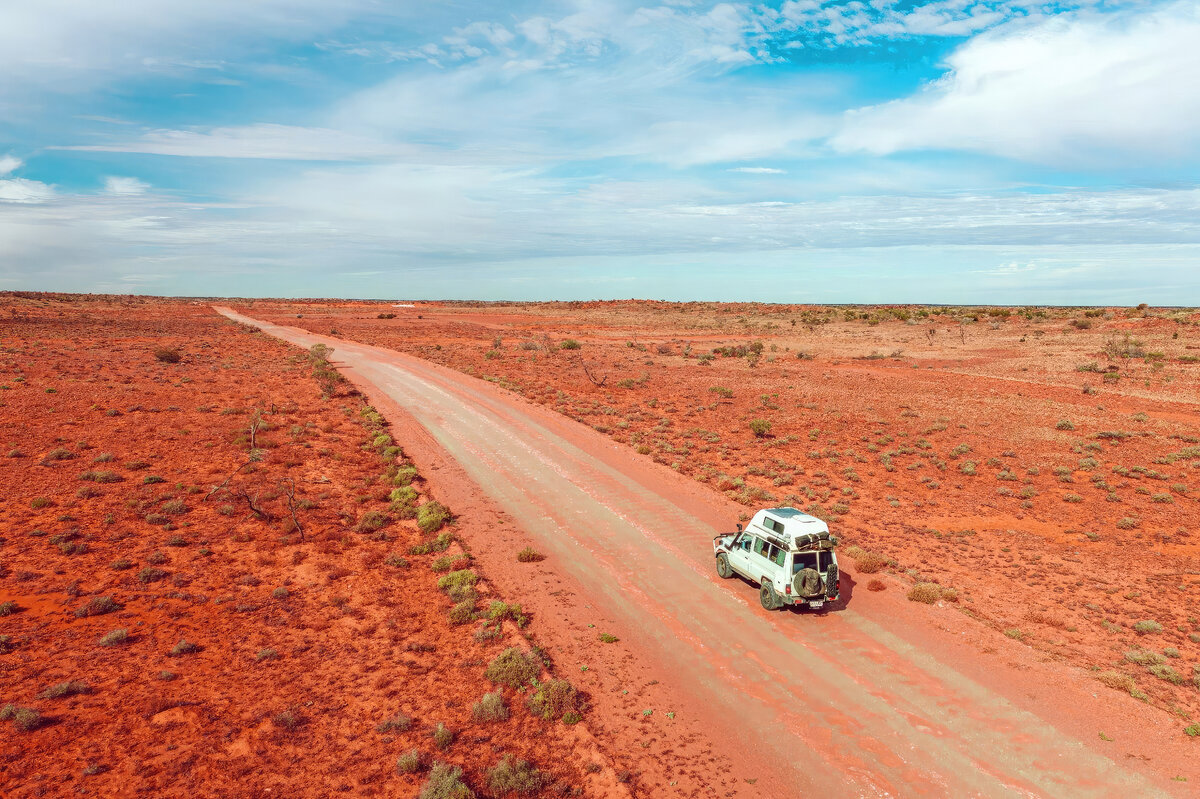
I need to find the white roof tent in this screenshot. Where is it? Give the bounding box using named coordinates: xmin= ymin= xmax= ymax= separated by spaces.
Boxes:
xmin=743 ymin=507 xmax=832 ymax=553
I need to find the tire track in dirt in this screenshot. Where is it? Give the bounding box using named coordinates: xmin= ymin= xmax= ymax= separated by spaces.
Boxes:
xmin=217 ymin=308 xmax=1171 ymax=798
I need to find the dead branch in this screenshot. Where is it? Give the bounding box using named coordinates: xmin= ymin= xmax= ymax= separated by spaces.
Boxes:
xmin=236 ymin=488 xmax=275 ymax=521
xmin=280 ymin=477 xmax=304 ymax=540
xmin=204 ymin=458 xmax=253 ymax=501
xmin=581 ymin=360 xmax=608 ymax=388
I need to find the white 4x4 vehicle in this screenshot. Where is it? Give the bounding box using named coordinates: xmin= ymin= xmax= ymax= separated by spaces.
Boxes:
xmin=713 ymin=507 xmax=840 ymax=611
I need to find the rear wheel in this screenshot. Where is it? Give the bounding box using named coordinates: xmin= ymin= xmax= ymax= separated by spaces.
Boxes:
xmin=759 ymin=583 xmax=780 ymax=611
xmin=716 ymin=554 xmax=733 ymax=579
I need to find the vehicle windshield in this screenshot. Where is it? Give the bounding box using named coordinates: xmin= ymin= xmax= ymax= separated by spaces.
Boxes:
xmin=792 ymin=552 xmax=820 ymax=573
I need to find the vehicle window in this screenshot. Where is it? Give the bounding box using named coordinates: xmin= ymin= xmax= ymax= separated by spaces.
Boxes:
xmin=752 ymin=537 xmax=766 ymax=557
xmin=771 ymin=546 xmax=786 ymax=567
xmin=735 ymin=536 xmax=751 ymax=551
xmin=792 ymin=552 xmax=818 ymax=573
xmin=764 ymin=517 xmax=784 ymax=534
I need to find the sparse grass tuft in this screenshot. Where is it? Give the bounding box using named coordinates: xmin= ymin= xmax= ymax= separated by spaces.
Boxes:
xmin=431 ymin=722 xmax=455 ymax=750
xmin=39 ymin=680 xmax=90 ymax=699
xmin=1133 ymin=620 xmax=1163 ymax=634
xmin=472 ymin=691 xmax=509 ymax=723
xmin=906 ymin=583 xmax=943 ymax=604
xmin=516 ymin=546 xmax=545 ymax=563
xmin=396 ymin=749 xmax=424 ymax=774
xmin=378 ymin=712 xmax=413 ymax=733
xmin=74 ymin=596 xmax=120 ymax=618
xmin=169 ymin=639 xmax=200 ymax=656
xmin=99 ymin=629 xmax=129 ymax=647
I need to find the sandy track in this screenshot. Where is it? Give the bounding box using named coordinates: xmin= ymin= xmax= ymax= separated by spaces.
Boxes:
xmin=218 ymin=308 xmax=1174 ymax=798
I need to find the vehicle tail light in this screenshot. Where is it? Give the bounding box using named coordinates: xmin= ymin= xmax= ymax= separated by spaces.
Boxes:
xmin=784 ymin=585 xmax=791 ymax=595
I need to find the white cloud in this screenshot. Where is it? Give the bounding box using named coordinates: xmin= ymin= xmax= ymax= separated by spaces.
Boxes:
xmin=728 ymin=167 xmax=786 ymax=174
xmin=0 ymin=178 xmax=54 ymax=203
xmin=0 ymin=155 xmax=21 ymax=175
xmin=104 ymin=176 xmax=150 ymax=195
xmin=60 ymin=124 xmax=421 ymax=161
xmin=833 ymin=3 xmax=1200 ymax=165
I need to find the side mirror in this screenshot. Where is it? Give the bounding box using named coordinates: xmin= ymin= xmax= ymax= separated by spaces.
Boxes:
xmin=736 ymin=523 xmax=742 ymax=532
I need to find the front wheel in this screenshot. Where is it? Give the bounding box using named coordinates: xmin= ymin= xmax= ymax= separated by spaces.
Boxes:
xmin=760 ymin=583 xmax=780 ymax=611
xmin=716 ymin=554 xmax=733 ymax=579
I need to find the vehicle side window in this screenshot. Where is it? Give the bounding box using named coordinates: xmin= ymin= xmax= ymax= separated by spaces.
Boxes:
xmin=752 ymin=537 xmax=766 ymax=557
xmin=771 ymin=547 xmax=786 ymax=567
xmin=736 ymin=536 xmax=751 ymax=551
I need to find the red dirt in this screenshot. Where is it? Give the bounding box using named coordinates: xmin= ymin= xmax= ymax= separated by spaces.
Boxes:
xmin=0 ymin=295 xmax=621 ymax=798
xmin=228 ymin=298 xmax=1200 ymax=795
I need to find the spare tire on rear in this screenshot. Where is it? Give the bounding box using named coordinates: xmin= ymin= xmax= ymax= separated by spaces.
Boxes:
xmin=793 ymin=568 xmax=823 ymax=598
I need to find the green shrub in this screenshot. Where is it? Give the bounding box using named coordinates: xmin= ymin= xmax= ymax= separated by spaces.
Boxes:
xmin=417 ymin=501 xmax=450 ymax=534
xmin=749 ymin=419 xmax=771 ymax=438
xmin=448 ymin=601 xmax=476 ymax=625
xmin=355 ymin=510 xmax=389 ymax=533
xmin=559 ymin=339 xmax=581 ymax=350
xmin=138 ymin=567 xmax=167 ymax=584
xmin=437 ymin=569 xmax=477 ymax=594
xmin=472 ymin=691 xmax=509 ymax=723
xmin=1 ymin=705 xmax=43 ymax=732
xmin=1055 ymin=419 xmax=1075 ymax=431
xmin=419 ymin=762 xmax=474 ymax=799
xmin=431 ymin=722 xmax=454 ymax=750
xmin=485 ymin=648 xmax=540 ymax=688
xmin=487 ymin=601 xmax=528 ymax=627
xmin=598 ymin=632 xmax=619 ymax=643
xmin=1185 ymin=724 xmax=1200 ymax=738
xmin=1133 ymin=620 xmax=1163 ymax=634
xmin=396 ymin=749 xmax=424 ymax=774
xmin=1125 ymin=649 xmax=1166 ymax=665
xmin=527 ymin=678 xmax=583 ymax=722
xmin=486 ymin=755 xmax=542 ymax=794
xmin=1148 ymin=664 xmax=1184 ymax=684
xmin=1116 ymin=517 xmax=1140 ymax=530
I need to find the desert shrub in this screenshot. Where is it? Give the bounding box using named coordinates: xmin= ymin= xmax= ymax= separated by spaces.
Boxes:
xmin=472 ymin=691 xmax=509 ymax=723
xmin=138 ymin=567 xmax=168 ymax=584
xmin=598 ymin=632 xmax=619 ymax=643
xmin=99 ymin=628 xmax=129 ymax=647
xmin=906 ymin=583 xmax=942 ymax=604
xmin=419 ymin=762 xmax=473 ymax=799
xmin=708 ymin=386 xmax=733 ymax=398
xmin=170 ymin=639 xmax=200 ymax=656
xmin=377 ymin=712 xmax=413 ymax=732
xmin=396 ymin=749 xmax=424 ymax=774
xmin=437 ymin=569 xmax=477 ymax=594
xmin=44 ymin=449 xmax=75 ymax=461
xmin=30 ymin=496 xmax=53 ymax=508
xmin=431 ymin=722 xmax=455 ymax=750
xmin=516 ymin=546 xmax=545 ymax=563
xmin=74 ymin=596 xmax=121 ymax=618
xmin=1115 ymin=517 xmax=1140 ymax=530
xmin=559 ymin=339 xmax=581 ymax=350
xmin=487 ymin=601 xmax=528 ymax=627
xmin=1133 ymin=620 xmax=1163 ymax=634
xmin=867 ymin=579 xmax=886 ymax=592
xmin=485 ymin=648 xmax=540 ymax=688
xmin=0 ymin=705 xmax=43 ymax=732
xmin=1149 ymin=664 xmax=1184 ymax=684
xmin=355 ymin=510 xmax=389 ymax=533
xmin=39 ymin=680 xmax=90 ymax=699
xmin=274 ymin=708 xmax=302 ymax=731
xmin=0 ymin=636 xmax=15 ymax=654
xmin=154 ymin=348 xmax=182 ymax=363
xmin=486 ymin=755 xmax=543 ymax=794
xmin=1096 ymin=670 xmax=1136 ymax=693
xmin=448 ymin=601 xmax=476 ymax=625
xmin=417 ymin=501 xmax=450 ymax=534
xmin=851 ymin=551 xmax=887 ymax=574
xmin=1125 ymin=649 xmax=1166 ymax=665
xmin=749 ymin=419 xmax=772 ymax=438
xmin=1186 ymin=724 xmax=1200 ymax=737
xmin=0 ymin=601 xmax=19 ymax=616
xmin=146 ymin=550 xmax=168 ymax=565
xmin=527 ymin=678 xmax=584 ymax=722
xmin=1055 ymin=419 xmax=1075 ymax=431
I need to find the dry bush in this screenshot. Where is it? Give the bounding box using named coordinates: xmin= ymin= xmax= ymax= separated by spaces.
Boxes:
xmin=853 ymin=551 xmax=888 ymax=574
xmin=867 ymin=579 xmax=886 ymax=592
xmin=1096 ymin=671 xmax=1136 ymax=693
xmin=907 ymin=583 xmax=942 ymax=604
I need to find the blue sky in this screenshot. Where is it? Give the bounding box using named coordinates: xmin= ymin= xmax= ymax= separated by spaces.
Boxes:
xmin=1 ymin=0 xmax=1198 ymax=303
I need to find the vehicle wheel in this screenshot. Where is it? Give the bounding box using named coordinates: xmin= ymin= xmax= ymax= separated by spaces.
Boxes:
xmin=716 ymin=554 xmax=733 ymax=579
xmin=793 ymin=568 xmax=823 ymax=598
xmin=759 ymin=583 xmax=780 ymax=611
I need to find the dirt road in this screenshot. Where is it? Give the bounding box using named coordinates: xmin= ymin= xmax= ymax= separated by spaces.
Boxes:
xmin=218 ymin=308 xmax=1183 ymax=798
